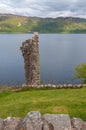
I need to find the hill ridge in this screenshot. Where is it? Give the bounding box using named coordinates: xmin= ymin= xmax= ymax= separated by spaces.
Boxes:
xmin=0 ymin=14 xmax=86 ymax=33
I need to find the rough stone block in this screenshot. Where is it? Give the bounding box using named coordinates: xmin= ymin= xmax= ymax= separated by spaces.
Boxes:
xmin=23 ymin=111 xmax=43 ymax=130
xmin=0 ymin=118 xmax=4 ymax=130
xmin=43 ymin=114 xmax=71 ymax=130
xmin=82 ymin=122 xmax=86 ymax=130
xmin=71 ymin=117 xmax=86 ymax=130
xmin=4 ymin=117 xmax=23 ymax=130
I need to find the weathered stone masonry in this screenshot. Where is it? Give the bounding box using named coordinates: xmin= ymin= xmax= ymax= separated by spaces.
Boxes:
xmin=20 ymin=32 xmax=40 ymax=85
xmin=0 ymin=111 xmax=86 ymax=130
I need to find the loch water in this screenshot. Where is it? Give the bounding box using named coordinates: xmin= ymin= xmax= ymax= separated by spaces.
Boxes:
xmin=0 ymin=34 xmax=86 ymax=86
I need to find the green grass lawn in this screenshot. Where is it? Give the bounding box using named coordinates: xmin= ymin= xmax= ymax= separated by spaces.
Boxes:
xmin=0 ymin=88 xmax=86 ymax=121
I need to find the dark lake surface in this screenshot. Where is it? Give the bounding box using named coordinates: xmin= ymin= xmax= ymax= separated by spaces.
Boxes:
xmin=0 ymin=34 xmax=86 ymax=86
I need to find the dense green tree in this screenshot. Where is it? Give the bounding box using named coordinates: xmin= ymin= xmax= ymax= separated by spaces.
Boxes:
xmin=74 ymin=63 xmax=86 ymax=83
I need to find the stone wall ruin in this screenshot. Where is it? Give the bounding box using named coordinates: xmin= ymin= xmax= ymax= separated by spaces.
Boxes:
xmin=20 ymin=32 xmax=40 ymax=86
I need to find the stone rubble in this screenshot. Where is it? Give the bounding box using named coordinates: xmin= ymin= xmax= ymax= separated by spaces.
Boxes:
xmin=22 ymin=84 xmax=83 ymax=89
xmin=0 ymin=111 xmax=86 ymax=130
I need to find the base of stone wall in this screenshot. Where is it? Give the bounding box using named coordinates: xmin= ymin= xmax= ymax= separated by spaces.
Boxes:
xmin=22 ymin=84 xmax=86 ymax=89
xmin=0 ymin=111 xmax=86 ymax=130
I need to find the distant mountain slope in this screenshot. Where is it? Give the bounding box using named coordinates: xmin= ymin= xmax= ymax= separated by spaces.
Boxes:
xmin=0 ymin=14 xmax=86 ymax=33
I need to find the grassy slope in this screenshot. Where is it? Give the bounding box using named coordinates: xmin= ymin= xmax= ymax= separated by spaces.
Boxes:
xmin=0 ymin=14 xmax=86 ymax=33
xmin=0 ymin=88 xmax=86 ymax=121
xmin=0 ymin=15 xmax=40 ymax=33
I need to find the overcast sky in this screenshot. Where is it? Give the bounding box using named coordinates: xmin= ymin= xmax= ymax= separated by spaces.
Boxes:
xmin=0 ymin=0 xmax=86 ymax=18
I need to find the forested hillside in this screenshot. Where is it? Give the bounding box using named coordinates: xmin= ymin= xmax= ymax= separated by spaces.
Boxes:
xmin=0 ymin=14 xmax=86 ymax=33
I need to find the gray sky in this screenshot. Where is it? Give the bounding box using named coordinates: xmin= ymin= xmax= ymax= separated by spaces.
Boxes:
xmin=0 ymin=0 xmax=86 ymax=18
